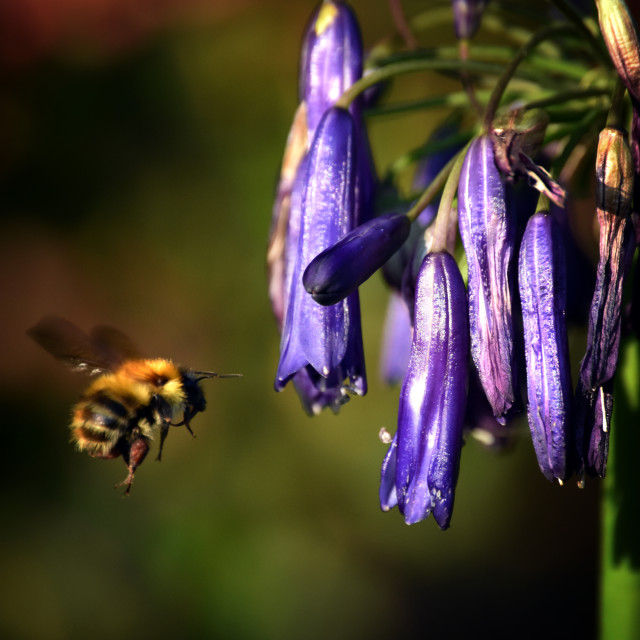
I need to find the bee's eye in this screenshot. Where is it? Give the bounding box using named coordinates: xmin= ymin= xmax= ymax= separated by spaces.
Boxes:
xmin=155 ymin=376 xmax=168 ymax=386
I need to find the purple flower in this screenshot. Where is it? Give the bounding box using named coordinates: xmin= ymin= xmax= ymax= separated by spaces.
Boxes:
xmin=303 ymin=213 xmax=410 ymax=305
xmin=458 ymin=135 xmax=518 ymax=422
xmin=276 ymin=106 xmax=366 ymax=399
xmin=452 ymin=0 xmax=489 ymax=40
xmin=299 ymin=0 xmax=363 ymax=139
xmin=380 ymin=291 xmax=413 ymax=385
xmin=380 ymin=251 xmax=469 ymax=529
xmin=518 ymin=212 xmax=573 ymax=483
xmin=300 ymin=1 xmax=376 ymax=226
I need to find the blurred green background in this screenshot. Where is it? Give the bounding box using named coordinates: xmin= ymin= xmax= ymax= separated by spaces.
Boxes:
xmin=0 ymin=1 xmax=598 ymax=638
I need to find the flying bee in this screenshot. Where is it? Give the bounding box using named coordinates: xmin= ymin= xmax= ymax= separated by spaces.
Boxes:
xmin=27 ymin=315 xmax=241 ymax=495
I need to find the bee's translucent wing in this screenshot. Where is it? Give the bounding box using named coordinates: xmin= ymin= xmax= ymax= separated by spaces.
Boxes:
xmin=27 ymin=315 xmax=140 ymax=374
xmin=89 ymin=325 xmax=142 ymax=366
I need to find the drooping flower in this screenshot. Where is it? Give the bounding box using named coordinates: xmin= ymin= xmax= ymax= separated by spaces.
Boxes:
xmin=271 ymin=1 xmax=373 ymax=412
xmin=451 ymin=0 xmax=489 ymax=40
xmin=518 ymin=211 xmax=573 ymax=483
xmin=276 ymin=106 xmax=366 ymax=398
xmin=303 ymin=212 xmax=410 ymax=305
xmin=380 ymin=251 xmax=469 ymax=529
xmin=299 ymin=0 xmax=364 ymax=139
xmin=299 ymin=0 xmax=376 ymax=226
xmin=458 ymin=134 xmax=518 ymax=421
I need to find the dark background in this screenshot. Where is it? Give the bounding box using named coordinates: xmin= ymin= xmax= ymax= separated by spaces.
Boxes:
xmin=0 ymin=1 xmax=598 ymax=638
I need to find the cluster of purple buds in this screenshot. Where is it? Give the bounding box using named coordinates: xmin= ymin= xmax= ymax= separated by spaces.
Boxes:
xmin=268 ymin=0 xmax=640 ymax=528
xmin=269 ymin=0 xmax=375 ymax=414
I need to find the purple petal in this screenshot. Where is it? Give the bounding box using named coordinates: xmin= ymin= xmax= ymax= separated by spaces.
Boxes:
xmin=303 ymin=213 xmax=411 ymax=305
xmin=518 ymin=212 xmax=573 ymax=482
xmin=458 ymin=135 xmax=517 ymax=420
xmin=299 ymin=0 xmax=363 ymax=139
xmin=394 ymin=252 xmax=469 ymax=529
xmin=380 ymin=291 xmax=412 ymax=386
xmin=379 ymin=431 xmax=399 ymax=511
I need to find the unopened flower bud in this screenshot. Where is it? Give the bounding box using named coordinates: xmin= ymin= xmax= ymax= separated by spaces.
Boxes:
xmin=596 ymin=0 xmax=640 ymax=103
xmin=380 ymin=251 xmax=469 ymax=529
xmin=300 ymin=0 xmax=363 ymax=138
xmin=458 ymin=135 xmax=518 ymax=421
xmin=452 ymin=0 xmax=489 ymax=40
xmin=519 ymin=212 xmax=573 ymax=483
xmin=580 ymin=126 xmax=634 ymax=390
xmin=303 ymin=213 xmax=411 ymax=305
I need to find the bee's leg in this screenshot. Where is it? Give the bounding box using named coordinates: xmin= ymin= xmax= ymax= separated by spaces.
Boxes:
xmin=156 ymin=420 xmax=170 ymax=462
xmin=115 ymin=437 xmax=149 ymax=496
xmin=183 ymin=409 xmax=196 ymax=439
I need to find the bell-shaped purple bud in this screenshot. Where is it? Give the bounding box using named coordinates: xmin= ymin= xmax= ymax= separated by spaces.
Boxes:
xmin=276 ymin=107 xmax=366 ymax=399
xmin=518 ymin=212 xmax=573 ymax=483
xmin=380 ymin=251 xmax=469 ymax=529
xmin=299 ymin=1 xmax=376 ymax=226
xmin=452 ymin=0 xmax=489 ymax=40
xmin=380 ymin=291 xmax=412 ymax=385
xmin=580 ymin=126 xmax=635 ymax=390
xmin=458 ymin=135 xmax=517 ymax=422
xmin=299 ymin=0 xmax=363 ymax=139
xmin=303 ymin=213 xmax=411 ymax=305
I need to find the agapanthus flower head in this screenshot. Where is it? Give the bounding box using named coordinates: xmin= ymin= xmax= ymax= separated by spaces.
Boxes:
xmin=451 ymin=0 xmax=489 ymax=40
xmin=303 ymin=212 xmax=410 ymax=306
xmin=596 ymin=0 xmax=640 ymax=104
xmin=458 ymin=134 xmax=518 ymax=422
xmin=276 ymin=106 xmax=366 ymax=400
xmin=380 ymin=251 xmax=469 ymax=529
xmin=518 ymin=211 xmax=573 ymax=483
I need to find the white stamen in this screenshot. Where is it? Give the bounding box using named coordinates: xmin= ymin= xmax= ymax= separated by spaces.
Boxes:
xmin=600 ymin=386 xmax=608 ymax=433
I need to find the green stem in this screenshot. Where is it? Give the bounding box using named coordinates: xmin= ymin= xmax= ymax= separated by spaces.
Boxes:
xmin=524 ymin=87 xmax=611 ymax=111
xmin=366 ymin=91 xmax=488 ymax=118
xmin=601 ymin=337 xmax=640 ymax=639
xmin=430 ymin=142 xmax=471 ymax=254
xmin=483 ymin=24 xmax=578 ymax=130
xmin=336 ymin=59 xmax=512 ymax=109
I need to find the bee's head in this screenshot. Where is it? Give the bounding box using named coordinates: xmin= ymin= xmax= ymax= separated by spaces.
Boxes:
xmin=178 ymin=369 xmax=241 ymax=426
xmin=180 ymin=370 xmax=209 ymax=422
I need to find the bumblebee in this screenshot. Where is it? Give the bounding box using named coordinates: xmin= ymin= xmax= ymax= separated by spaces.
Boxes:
xmin=28 ymin=315 xmax=241 ymax=494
